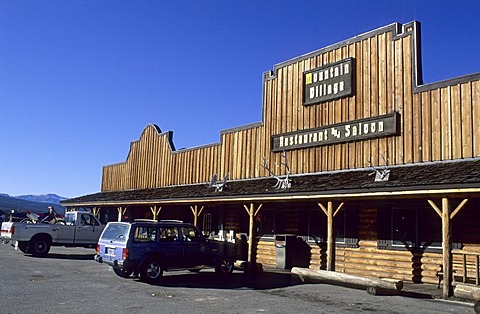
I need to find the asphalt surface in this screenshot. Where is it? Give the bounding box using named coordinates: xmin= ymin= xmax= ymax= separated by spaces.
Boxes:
xmin=0 ymin=244 xmax=475 ymax=313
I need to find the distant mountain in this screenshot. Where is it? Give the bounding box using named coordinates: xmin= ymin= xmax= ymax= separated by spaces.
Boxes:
xmin=0 ymin=194 xmax=66 ymax=215
xmin=15 ymin=194 xmax=67 ymax=205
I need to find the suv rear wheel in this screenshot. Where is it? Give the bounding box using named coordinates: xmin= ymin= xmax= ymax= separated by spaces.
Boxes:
xmin=113 ymin=268 xmax=134 ymax=278
xmin=140 ymin=258 xmax=163 ymax=283
xmin=215 ymin=257 xmax=234 ymax=275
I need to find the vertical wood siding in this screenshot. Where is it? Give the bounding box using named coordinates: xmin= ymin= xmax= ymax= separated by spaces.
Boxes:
xmin=102 ymin=23 xmax=480 ymax=192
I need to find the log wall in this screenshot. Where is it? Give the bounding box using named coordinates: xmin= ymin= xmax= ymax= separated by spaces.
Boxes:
xmin=101 ymin=22 xmax=480 ymax=192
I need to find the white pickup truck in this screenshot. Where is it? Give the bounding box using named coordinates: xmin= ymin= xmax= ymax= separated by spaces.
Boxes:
xmin=0 ymin=211 xmax=104 ymax=256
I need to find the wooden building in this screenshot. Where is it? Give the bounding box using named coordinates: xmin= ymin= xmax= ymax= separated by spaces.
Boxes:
xmin=63 ymin=21 xmax=480 ymax=297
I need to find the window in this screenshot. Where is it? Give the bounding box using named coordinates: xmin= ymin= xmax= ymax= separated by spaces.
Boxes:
xmin=392 ymin=208 xmax=415 ymax=247
xmin=203 ymin=213 xmax=212 ymax=235
xmin=102 ymin=223 xmax=129 ymax=243
xmin=159 ymin=227 xmax=179 ymax=242
xmin=260 ymin=209 xmax=276 ymax=236
xmin=133 ymin=226 xmax=156 ymax=243
xmin=334 ymin=209 xmax=345 ymax=244
xmin=306 ymin=209 xmax=326 ymax=242
xmin=181 ymin=226 xmax=201 ymax=242
xmin=255 ymin=209 xmax=287 ymax=238
xmin=378 ymin=205 xmax=447 ymax=251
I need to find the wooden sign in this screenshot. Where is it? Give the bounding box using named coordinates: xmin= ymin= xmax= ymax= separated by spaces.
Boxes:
xmin=303 ymin=58 xmax=355 ymax=105
xmin=272 ymin=112 xmax=400 ymax=152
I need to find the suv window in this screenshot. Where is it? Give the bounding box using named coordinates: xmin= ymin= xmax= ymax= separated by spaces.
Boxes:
xmin=133 ymin=226 xmax=156 ymax=243
xmin=159 ymin=226 xmax=179 ymax=242
xmin=181 ymin=226 xmax=201 ymax=242
xmin=101 ymin=223 xmax=129 ymax=243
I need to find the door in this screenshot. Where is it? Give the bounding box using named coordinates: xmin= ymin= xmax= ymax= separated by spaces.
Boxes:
xmin=75 ymin=213 xmax=103 ymax=244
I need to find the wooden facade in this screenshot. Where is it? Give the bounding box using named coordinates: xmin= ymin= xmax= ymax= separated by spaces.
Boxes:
xmin=101 ymin=21 xmax=480 ymax=192
xmin=64 ymin=21 xmax=480 ymax=298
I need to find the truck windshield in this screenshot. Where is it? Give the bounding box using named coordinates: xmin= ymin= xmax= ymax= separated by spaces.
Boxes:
xmin=102 ymin=224 xmax=130 ymax=243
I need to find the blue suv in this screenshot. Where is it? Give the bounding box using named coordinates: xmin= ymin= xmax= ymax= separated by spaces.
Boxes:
xmin=95 ymin=220 xmax=236 ymax=283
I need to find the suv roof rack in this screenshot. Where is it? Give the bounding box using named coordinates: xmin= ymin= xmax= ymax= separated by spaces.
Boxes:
xmin=158 ymin=219 xmax=184 ymax=223
xmin=133 ymin=219 xmax=158 ymax=222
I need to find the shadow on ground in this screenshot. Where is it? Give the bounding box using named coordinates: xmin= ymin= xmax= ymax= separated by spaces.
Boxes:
xmin=133 ymin=270 xmax=304 ymax=290
xmin=26 ymin=252 xmax=96 ymax=261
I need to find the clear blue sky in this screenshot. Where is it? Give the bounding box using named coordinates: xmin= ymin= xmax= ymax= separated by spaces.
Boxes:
xmin=0 ymin=1 xmax=479 ymax=198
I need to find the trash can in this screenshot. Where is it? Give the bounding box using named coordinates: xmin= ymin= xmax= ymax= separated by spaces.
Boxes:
xmin=275 ymin=234 xmax=296 ymax=269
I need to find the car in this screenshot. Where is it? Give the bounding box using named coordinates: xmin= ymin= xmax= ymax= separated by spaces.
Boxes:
xmin=95 ymin=220 xmax=236 ymax=283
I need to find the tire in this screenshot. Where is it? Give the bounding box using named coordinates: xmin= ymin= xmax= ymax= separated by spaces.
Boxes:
xmin=140 ymin=259 xmax=163 ymax=283
xmin=30 ymin=237 xmax=51 ymax=257
xmin=113 ymin=267 xmax=134 ymax=278
xmin=215 ymin=257 xmax=234 ymax=275
xmin=17 ymin=241 xmax=29 ymax=253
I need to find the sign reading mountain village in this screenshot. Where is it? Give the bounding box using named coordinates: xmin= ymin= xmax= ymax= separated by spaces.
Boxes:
xmin=271 ymin=112 xmax=400 ymax=152
xmin=303 ymin=58 xmax=355 ymax=105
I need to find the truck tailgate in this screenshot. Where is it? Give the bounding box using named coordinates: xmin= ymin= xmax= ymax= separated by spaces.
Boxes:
xmin=1 ymin=222 xmax=14 ymax=242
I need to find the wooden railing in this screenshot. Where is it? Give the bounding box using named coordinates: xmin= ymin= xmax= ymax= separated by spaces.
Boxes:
xmin=454 ymin=251 xmax=480 ymax=285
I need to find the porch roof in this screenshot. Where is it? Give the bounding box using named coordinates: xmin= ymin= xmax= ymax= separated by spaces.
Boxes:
xmin=62 ymin=158 xmax=480 ymax=207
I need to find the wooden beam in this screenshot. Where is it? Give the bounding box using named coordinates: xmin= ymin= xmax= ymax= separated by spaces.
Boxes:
xmin=333 ymin=202 xmax=345 ymax=217
xmin=427 ymin=199 xmax=442 ymax=218
xmin=292 ymin=267 xmax=403 ymax=291
xmin=318 ymin=202 xmax=328 ymax=216
xmin=244 ymin=203 xmax=262 ymax=263
xmin=117 ymin=206 xmax=127 ymax=222
xmin=254 ymin=204 xmax=263 ymax=217
xmin=450 ymin=198 xmax=468 ymax=219
xmin=150 ymin=205 xmax=162 ymax=220
xmin=441 ymin=197 xmax=453 ymax=298
xmin=198 ymin=206 xmax=205 ymax=217
xmin=190 ymin=205 xmax=204 ymax=227
xmin=318 ymin=201 xmax=339 ymax=271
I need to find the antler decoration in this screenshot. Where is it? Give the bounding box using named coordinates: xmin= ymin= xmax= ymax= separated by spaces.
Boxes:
xmin=262 ymin=151 xmax=292 ymax=190
xmin=206 ymin=173 xmax=229 ymax=192
xmin=366 ymin=154 xmax=390 ymax=182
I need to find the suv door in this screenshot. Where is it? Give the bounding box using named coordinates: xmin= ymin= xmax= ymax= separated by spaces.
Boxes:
xmin=157 ymin=226 xmax=183 ymax=267
xmin=181 ymin=226 xmax=208 ymax=267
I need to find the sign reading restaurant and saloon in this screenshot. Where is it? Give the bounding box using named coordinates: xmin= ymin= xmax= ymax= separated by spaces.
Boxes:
xmin=303 ymin=58 xmax=355 ymax=106
xmin=271 ymin=112 xmax=400 ymax=152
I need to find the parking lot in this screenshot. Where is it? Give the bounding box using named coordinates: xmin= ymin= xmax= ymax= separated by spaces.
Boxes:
xmin=0 ymin=244 xmax=474 ymax=313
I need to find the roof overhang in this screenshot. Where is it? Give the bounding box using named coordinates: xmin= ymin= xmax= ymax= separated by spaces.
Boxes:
xmin=62 ymin=158 xmax=480 ymax=208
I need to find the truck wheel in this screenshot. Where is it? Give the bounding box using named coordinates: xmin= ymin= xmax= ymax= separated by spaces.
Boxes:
xmin=113 ymin=267 xmax=134 ymax=278
xmin=140 ymin=258 xmax=163 ymax=283
xmin=17 ymin=241 xmax=29 ymax=253
xmin=215 ymin=257 xmax=234 ymax=275
xmin=30 ymin=237 xmax=51 ymax=257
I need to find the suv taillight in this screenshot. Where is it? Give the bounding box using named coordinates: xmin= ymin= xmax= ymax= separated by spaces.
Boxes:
xmin=122 ymin=248 xmax=129 ymax=260
xmin=96 ymin=244 xmax=100 ymax=254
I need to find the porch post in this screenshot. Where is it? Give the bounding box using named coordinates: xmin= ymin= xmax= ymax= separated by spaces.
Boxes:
xmin=319 ymin=201 xmax=344 ymax=271
xmin=150 ymin=205 xmax=162 ymax=220
xmin=117 ymin=206 xmax=127 ymax=222
xmin=441 ymin=198 xmax=453 ymax=298
xmin=428 ymin=198 xmax=469 ymax=298
xmin=190 ymin=205 xmax=205 ymax=227
xmin=244 ymin=203 xmax=262 ymax=263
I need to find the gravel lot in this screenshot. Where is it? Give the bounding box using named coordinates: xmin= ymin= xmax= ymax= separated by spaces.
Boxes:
xmin=0 ymin=244 xmax=474 ymax=313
